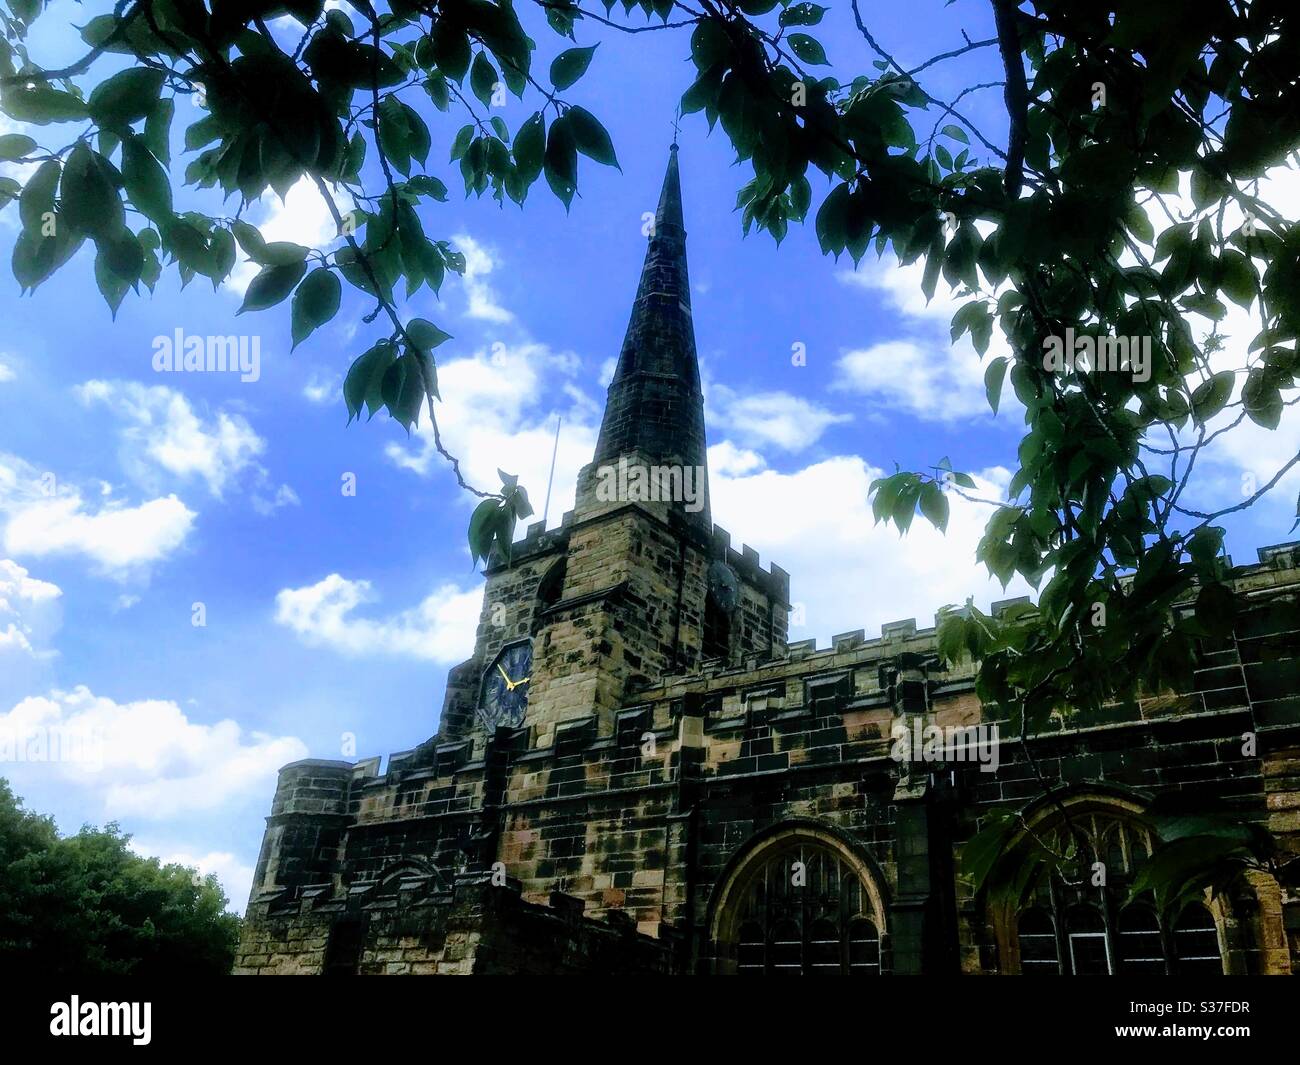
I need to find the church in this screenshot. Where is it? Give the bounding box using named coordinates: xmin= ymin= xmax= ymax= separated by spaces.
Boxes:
xmin=235 ymin=147 xmax=1300 ymax=976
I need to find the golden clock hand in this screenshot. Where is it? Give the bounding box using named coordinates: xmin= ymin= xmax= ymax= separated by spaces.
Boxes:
xmin=496 ymin=663 xmax=514 ymax=690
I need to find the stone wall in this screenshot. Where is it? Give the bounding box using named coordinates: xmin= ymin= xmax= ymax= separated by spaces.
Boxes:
xmin=234 ymin=876 xmax=669 ymax=976
xmin=238 ymin=542 xmax=1299 ymax=974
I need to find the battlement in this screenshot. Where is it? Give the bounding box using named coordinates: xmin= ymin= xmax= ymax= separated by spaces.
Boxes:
xmin=708 ymin=522 xmax=791 ymax=604
xmin=770 ymin=539 xmax=1300 ymax=660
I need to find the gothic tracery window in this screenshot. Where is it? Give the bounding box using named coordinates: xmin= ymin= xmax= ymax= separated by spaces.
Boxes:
xmin=1009 ymin=809 xmax=1226 ymax=976
xmin=718 ymin=836 xmax=883 ymax=976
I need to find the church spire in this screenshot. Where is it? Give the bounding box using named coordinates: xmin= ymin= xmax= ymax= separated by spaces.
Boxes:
xmin=588 ymin=144 xmax=710 ymax=527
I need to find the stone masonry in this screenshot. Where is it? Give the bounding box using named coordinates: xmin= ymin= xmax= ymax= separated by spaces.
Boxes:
xmin=236 ymin=148 xmax=1300 ymax=976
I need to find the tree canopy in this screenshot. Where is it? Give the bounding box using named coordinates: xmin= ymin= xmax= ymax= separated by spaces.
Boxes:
xmin=3 ymin=0 xmax=1298 ymax=905
xmin=0 ymin=778 xmax=240 ymax=975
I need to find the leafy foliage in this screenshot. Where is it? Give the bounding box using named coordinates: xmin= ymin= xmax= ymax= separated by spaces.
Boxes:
xmin=964 ymin=792 xmax=1300 ymax=922
xmin=469 ymin=468 xmax=534 ymax=567
xmin=1 ymin=1 xmax=1295 ymax=712
xmin=0 ymin=779 xmax=239 ymax=976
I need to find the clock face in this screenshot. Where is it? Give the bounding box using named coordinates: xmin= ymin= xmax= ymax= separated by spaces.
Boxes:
xmin=478 ymin=641 xmax=532 ymax=731
xmin=707 ymin=560 xmax=739 ymax=613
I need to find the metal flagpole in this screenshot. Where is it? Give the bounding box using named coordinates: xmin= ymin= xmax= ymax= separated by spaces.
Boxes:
xmin=542 ymin=414 xmax=561 ymax=527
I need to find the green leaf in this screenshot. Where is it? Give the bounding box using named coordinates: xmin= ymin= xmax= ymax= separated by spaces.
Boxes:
xmin=566 ymin=106 xmax=619 ymax=169
xmin=544 ymin=114 xmax=577 ymax=209
xmin=87 ymin=68 xmax=166 ymax=131
xmin=94 ymin=238 xmax=134 ymax=317
xmin=779 ymin=3 xmax=827 ymax=26
xmin=231 ymin=219 xmax=269 ymax=262
xmin=19 ymin=158 xmax=59 ymax=234
xmin=290 ymin=268 xmax=342 ymax=349
xmin=469 ymin=497 xmax=502 ymax=566
xmin=431 ymin=21 xmax=471 ymax=82
xmin=550 ymin=45 xmax=597 ymax=90
xmin=143 ymin=97 xmax=174 ymax=166
xmin=984 ymin=356 xmax=1009 ymax=414
xmin=919 ymin=480 xmax=950 ymax=532
xmin=11 ymin=223 xmax=83 ymax=292
xmin=1185 ymin=526 xmax=1225 ymax=568
xmin=470 ymin=52 xmax=498 ymax=109
xmin=96 ymin=226 xmax=143 ymax=283
xmin=1241 ymin=368 xmax=1282 ymax=429
xmin=787 ymin=33 xmax=829 ymax=66
xmin=450 ymin=123 xmax=475 ymax=162
xmin=344 ymin=340 xmax=398 ymax=422
xmin=423 ymin=75 xmax=451 ymax=111
xmin=405 ymin=317 xmax=452 ymax=354
xmin=1217 ymin=250 xmax=1257 ymax=307
xmin=401 ymin=104 xmax=431 ymax=167
xmin=377 ymin=96 xmax=412 ymax=177
xmin=121 ymin=134 xmax=173 ymax=225
xmin=0 ymin=134 xmax=37 ymax=161
xmin=238 ymin=261 xmax=308 ymax=314
xmin=1 ymin=85 xmax=88 ymax=125
xmin=208 ymin=227 xmax=235 ymax=284
xmin=60 ymin=144 xmax=123 ymax=240
xmin=381 ymin=352 xmax=427 ymax=431
xmin=1190 ymin=371 xmax=1234 ymax=425
xmin=406 ymin=175 xmax=449 ymax=202
xmin=513 ymin=112 xmax=545 ymax=183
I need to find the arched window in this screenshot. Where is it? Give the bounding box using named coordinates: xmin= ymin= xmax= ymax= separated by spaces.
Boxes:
xmin=710 ymin=828 xmax=886 ymax=975
xmin=1173 ymin=904 xmax=1224 ymax=974
xmin=1003 ymin=804 xmax=1228 ymax=977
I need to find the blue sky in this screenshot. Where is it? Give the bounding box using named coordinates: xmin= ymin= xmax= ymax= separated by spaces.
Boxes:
xmin=1 ymin=1 xmax=1296 ymax=908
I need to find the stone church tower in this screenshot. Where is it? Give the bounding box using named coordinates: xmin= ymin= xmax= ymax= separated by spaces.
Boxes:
xmin=235 ymin=148 xmax=1300 ymax=976
xmin=437 ymin=143 xmax=788 ymax=753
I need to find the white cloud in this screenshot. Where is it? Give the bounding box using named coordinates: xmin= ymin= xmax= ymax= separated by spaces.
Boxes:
xmin=453 ymin=232 xmax=513 ymax=323
xmin=708 ymin=441 xmax=766 ymax=478
xmin=710 ymin=447 xmax=1034 ymax=642
xmin=0 ymin=685 xmax=307 ymax=819
xmin=128 ymin=841 xmax=255 ymax=913
xmin=77 ymin=380 xmax=265 ymax=499
xmin=227 ymin=177 xmax=346 ymax=293
xmin=835 ymin=338 xmax=991 ymax=421
xmin=275 ymin=574 xmax=482 ymax=663
xmin=0 ymin=453 xmax=195 ymax=578
xmin=0 ymin=558 xmax=61 ymax=659
xmin=710 ymin=387 xmax=851 ymax=452
xmin=834 ymin=255 xmax=997 ymax=422
xmin=385 ymin=341 xmax=597 ymax=528
xmin=252 ymin=482 xmax=300 ymax=516
xmin=302 ymin=370 xmax=339 ymax=405
xmin=0 ymin=356 xmax=14 ymax=382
